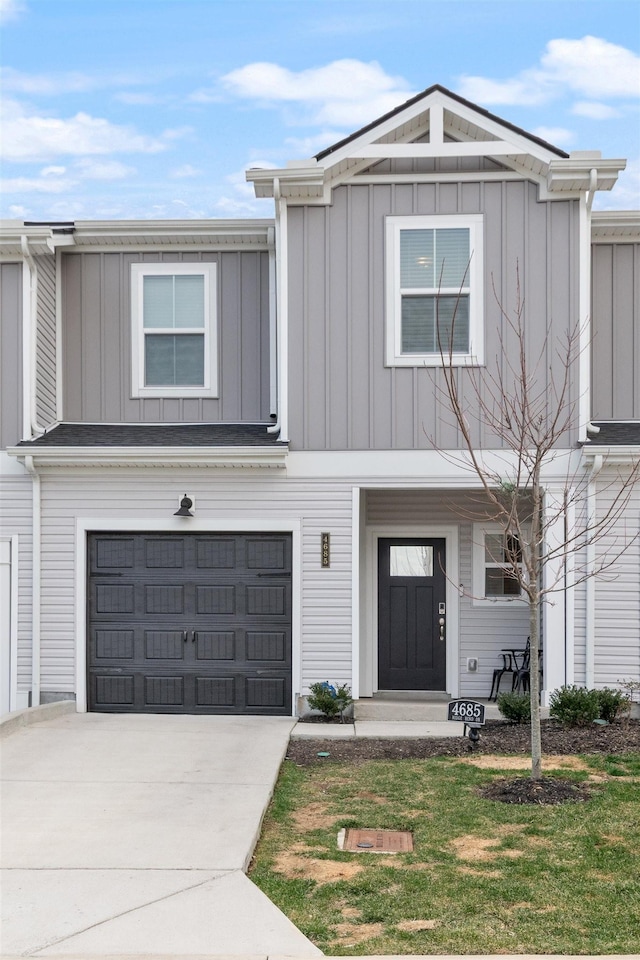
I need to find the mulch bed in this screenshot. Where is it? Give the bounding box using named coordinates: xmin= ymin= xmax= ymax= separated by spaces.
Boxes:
xmin=286 ymin=719 xmax=640 ymax=803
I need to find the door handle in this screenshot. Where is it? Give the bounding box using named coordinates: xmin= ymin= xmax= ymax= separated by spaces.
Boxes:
xmin=439 ymin=617 xmax=445 ymax=642
xmin=183 ymin=630 xmax=189 ymax=643
xmin=192 ymin=631 xmax=197 ymax=643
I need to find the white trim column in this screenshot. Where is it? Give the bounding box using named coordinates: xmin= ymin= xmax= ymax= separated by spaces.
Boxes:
xmin=541 ymin=486 xmax=568 ymax=704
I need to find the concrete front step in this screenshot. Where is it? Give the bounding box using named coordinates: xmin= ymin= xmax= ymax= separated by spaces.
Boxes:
xmin=353 ymin=698 xmax=502 ymax=722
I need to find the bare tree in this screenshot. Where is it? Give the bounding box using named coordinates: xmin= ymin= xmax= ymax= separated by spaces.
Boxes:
xmin=434 ymin=271 xmax=639 ymax=780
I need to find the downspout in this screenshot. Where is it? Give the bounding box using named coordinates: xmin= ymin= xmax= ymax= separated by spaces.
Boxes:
xmin=585 ymin=453 xmax=603 ymax=688
xmin=267 ymin=177 xmax=289 ymax=441
xmin=267 ymin=226 xmax=277 ymax=419
xmin=23 ymin=455 xmax=41 ymax=706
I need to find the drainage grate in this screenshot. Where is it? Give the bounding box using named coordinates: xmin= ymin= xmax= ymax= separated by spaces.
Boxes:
xmin=340 ymin=828 xmax=414 ymax=853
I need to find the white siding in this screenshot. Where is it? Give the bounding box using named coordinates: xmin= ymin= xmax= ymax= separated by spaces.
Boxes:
xmin=37 ymin=469 xmax=353 ymax=696
xmin=593 ymin=467 xmax=640 ymax=687
xmin=0 ymin=474 xmax=33 ymax=694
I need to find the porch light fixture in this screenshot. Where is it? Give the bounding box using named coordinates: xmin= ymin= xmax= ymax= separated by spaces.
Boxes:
xmin=174 ymin=494 xmax=194 ymax=517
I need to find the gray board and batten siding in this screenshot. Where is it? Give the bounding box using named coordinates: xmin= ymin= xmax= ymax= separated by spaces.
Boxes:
xmin=0 ymin=262 xmax=23 ymax=449
xmin=61 ymin=251 xmax=271 ymax=423
xmin=591 ymin=242 xmax=640 ymax=421
xmin=287 ymin=179 xmax=580 ymax=451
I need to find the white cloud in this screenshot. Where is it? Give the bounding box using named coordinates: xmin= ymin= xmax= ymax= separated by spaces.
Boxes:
xmin=284 ymin=132 xmax=350 ymax=157
xmin=0 ymin=0 xmax=26 ymax=24
xmin=1 ymin=98 xmax=184 ymax=161
xmin=532 ymin=126 xmax=574 ymax=147
xmin=9 ymin=204 xmax=28 ymax=217
xmin=0 ymin=67 xmax=97 ymax=95
xmin=572 ymin=101 xmax=621 ymax=120
xmin=457 ymin=36 xmax=640 ymax=107
xmin=594 ymin=157 xmax=640 ymax=210
xmin=170 ymin=164 xmax=202 ymax=179
xmin=74 ymin=158 xmax=135 ymax=180
xmin=218 ymin=59 xmax=415 ymax=128
xmin=541 ymin=37 xmax=640 ymax=99
xmin=1 ymin=174 xmax=76 ymax=194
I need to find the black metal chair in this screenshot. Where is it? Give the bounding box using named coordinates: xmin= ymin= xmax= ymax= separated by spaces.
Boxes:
xmin=489 ymin=638 xmax=530 ymax=700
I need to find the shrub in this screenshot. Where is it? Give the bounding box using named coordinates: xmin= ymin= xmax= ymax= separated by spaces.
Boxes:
xmin=549 ymin=685 xmax=601 ymax=726
xmin=307 ymin=682 xmax=353 ymax=722
xmin=497 ymin=691 xmax=531 ymax=724
xmin=596 ymin=687 xmax=631 ymax=723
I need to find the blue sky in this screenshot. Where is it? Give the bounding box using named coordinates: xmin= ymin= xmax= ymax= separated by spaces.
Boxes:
xmin=1 ymin=0 xmax=639 ymax=221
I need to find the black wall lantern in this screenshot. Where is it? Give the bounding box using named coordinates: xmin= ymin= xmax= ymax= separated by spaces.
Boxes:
xmin=174 ymin=494 xmax=194 ymax=518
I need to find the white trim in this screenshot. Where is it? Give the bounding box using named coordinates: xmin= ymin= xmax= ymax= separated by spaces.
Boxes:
xmin=130 ymin=262 xmax=218 ymax=399
xmin=385 ymin=214 xmax=484 ymax=367
xmin=74 ymin=516 xmax=302 ymax=715
xmin=365 ymin=524 xmax=460 ymax=698
xmin=349 ymin=141 xmax=529 ymax=159
xmin=0 ymin=536 xmax=19 ymax=713
xmin=8 ymin=446 xmax=287 ymax=470
xmin=541 ymin=486 xmax=569 ymax=703
xmin=578 ymin=194 xmax=591 ymax=441
xmin=276 ymin=189 xmax=289 ymax=441
xmin=22 ymin=252 xmax=31 ymax=439
xmin=471 ymin=523 xmax=527 ymax=606
xmin=351 ymin=486 xmax=361 ymax=700
xmin=55 ymin=248 xmax=63 ymax=420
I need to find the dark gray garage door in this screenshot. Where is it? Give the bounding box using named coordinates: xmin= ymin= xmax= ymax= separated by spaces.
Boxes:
xmin=87 ymin=533 xmax=292 ymax=715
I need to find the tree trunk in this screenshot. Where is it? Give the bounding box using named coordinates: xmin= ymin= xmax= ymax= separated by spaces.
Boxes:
xmin=529 ymin=600 xmax=542 ymax=780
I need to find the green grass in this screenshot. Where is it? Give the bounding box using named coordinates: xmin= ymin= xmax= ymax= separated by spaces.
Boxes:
xmin=249 ymin=754 xmax=640 ymax=955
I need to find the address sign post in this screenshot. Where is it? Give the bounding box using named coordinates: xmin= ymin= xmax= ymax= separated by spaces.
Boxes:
xmin=447 ymin=699 xmax=486 ymax=747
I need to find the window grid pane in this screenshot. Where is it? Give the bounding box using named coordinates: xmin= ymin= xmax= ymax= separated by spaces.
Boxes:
xmin=143 ymin=275 xmax=205 ymax=329
xmin=400 ymin=227 xmax=469 ymax=290
xmin=401 ymin=295 xmax=469 ymax=353
xmin=145 ymin=334 xmax=205 ymax=386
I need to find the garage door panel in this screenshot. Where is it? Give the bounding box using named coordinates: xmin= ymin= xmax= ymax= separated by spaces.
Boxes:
xmin=94 ymin=674 xmax=135 ymax=707
xmin=196 ymin=676 xmax=235 ymax=707
xmin=88 ymin=533 xmax=292 ymax=715
xmin=144 ymin=630 xmax=186 ymax=660
xmin=246 ymin=631 xmax=287 ymax=662
xmin=196 ymin=539 xmax=236 ymax=568
xmin=195 ymin=631 xmax=236 ymax=660
xmin=94 ymin=629 xmax=135 ymax=660
xmin=195 ymin=585 xmax=236 ymax=615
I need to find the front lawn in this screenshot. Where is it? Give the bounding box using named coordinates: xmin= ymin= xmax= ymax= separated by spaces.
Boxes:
xmin=249 ymin=752 xmax=640 ymax=955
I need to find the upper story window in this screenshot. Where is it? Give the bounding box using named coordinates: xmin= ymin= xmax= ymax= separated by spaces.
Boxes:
xmin=385 ymin=215 xmax=483 ymax=367
xmin=131 ymin=262 xmax=218 ymax=398
xmin=473 ymin=524 xmax=524 ymax=605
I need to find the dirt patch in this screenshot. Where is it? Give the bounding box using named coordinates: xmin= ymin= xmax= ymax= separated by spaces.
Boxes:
xmin=335 ymin=921 xmax=385 ymax=944
xmin=460 ymin=754 xmax=592 ymax=771
xmin=458 ymin=865 xmax=501 ymax=877
xmin=355 ymin=790 xmax=388 ymax=803
xmin=450 ymin=835 xmax=523 ymax=861
xmin=292 ymin=801 xmax=340 ymax=831
xmin=397 ymin=918 xmax=440 ymax=931
xmin=340 ymin=906 xmax=362 ymax=918
xmin=273 ymin=851 xmax=363 ymax=883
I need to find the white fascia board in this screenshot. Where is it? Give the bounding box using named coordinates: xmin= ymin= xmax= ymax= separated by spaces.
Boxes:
xmin=547 ymin=158 xmax=626 ymax=194
xmin=6 ymin=446 xmax=288 ymax=469
xmin=70 ymin=219 xmax=274 ymax=249
xmin=581 ymin=445 xmax=640 ymax=463
xmin=285 ymin=448 xmax=581 ymax=483
xmin=591 ymin=211 xmax=640 ymax=242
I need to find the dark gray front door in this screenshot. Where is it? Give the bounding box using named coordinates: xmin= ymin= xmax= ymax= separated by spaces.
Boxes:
xmin=378 ymin=538 xmax=446 ymax=690
xmin=87 ymin=533 xmax=292 ymax=715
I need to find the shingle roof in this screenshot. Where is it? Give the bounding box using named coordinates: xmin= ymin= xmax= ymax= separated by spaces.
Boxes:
xmin=584 ymin=422 xmax=640 ymax=446
xmin=17 ymin=423 xmax=283 ymax=447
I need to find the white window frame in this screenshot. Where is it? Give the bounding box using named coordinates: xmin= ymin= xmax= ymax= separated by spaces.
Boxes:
xmin=385 ymin=214 xmax=484 ymax=367
xmin=472 ymin=523 xmax=526 ymax=606
xmin=131 ymin=262 xmax=218 ymax=399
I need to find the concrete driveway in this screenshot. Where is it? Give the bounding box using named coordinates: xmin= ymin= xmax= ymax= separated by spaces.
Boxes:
xmin=1 ymin=710 xmax=322 ymax=957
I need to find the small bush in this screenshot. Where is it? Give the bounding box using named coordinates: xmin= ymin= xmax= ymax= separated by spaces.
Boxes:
xmin=307 ymin=681 xmax=353 ymax=721
xmin=497 ymin=691 xmax=531 ymax=724
xmin=596 ymin=687 xmax=630 ymax=723
xmin=549 ymin=685 xmax=601 ymax=726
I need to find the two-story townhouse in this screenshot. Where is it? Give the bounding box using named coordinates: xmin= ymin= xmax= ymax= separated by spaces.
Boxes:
xmin=1 ymin=85 xmax=638 ymax=717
